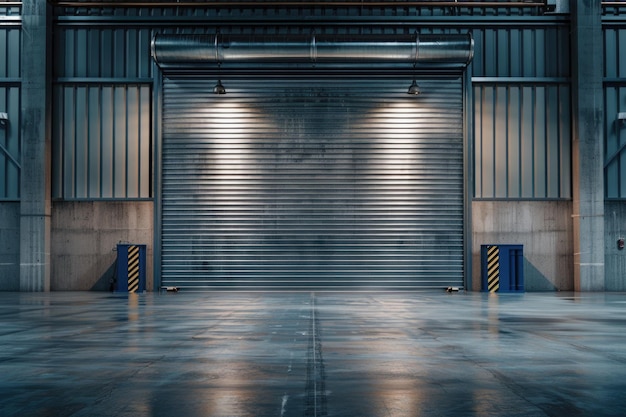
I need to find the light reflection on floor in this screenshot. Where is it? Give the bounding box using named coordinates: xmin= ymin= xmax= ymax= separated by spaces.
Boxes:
xmin=1 ymin=291 xmax=625 ymax=417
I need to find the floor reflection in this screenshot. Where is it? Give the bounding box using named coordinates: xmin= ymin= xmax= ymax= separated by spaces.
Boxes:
xmin=1 ymin=291 xmax=626 ymax=417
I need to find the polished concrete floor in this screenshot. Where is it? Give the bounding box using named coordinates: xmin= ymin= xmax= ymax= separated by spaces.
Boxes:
xmin=1 ymin=291 xmax=626 ymax=417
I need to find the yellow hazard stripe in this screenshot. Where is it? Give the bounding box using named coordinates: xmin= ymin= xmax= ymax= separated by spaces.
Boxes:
xmin=487 ymin=245 xmax=500 ymax=293
xmin=127 ymin=245 xmax=140 ymax=293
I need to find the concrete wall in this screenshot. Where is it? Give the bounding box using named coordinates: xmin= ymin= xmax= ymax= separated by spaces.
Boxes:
xmin=0 ymin=202 xmax=20 ymax=290
xmin=605 ymin=201 xmax=626 ymax=290
xmin=51 ymin=201 xmax=153 ymax=291
xmin=9 ymin=198 xmax=622 ymax=291
xmin=472 ymin=201 xmax=574 ymax=292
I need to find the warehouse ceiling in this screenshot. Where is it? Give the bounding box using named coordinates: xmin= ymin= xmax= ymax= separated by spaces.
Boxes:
xmin=48 ymin=0 xmax=550 ymax=9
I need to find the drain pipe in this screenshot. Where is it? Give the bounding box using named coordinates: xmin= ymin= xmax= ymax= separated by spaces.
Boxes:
xmin=151 ymin=33 xmax=474 ymax=67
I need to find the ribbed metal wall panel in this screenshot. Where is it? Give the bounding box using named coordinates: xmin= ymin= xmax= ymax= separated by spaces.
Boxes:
xmin=161 ymin=77 xmax=464 ymax=290
xmin=0 ymin=86 xmax=20 ymax=200
xmin=0 ymin=27 xmax=20 ymax=78
xmin=0 ymin=22 xmax=21 ymax=200
xmin=53 ymin=8 xmax=570 ymax=203
xmin=474 ymin=83 xmax=571 ymax=199
xmin=53 ymin=27 xmax=152 ymax=78
xmin=605 ymin=85 xmax=626 ymax=199
xmin=0 ymin=4 xmax=20 ymax=17
xmin=52 ymin=84 xmax=152 ymax=199
xmin=604 ymin=27 xmax=626 ymax=79
xmin=604 ymin=25 xmax=626 ymax=199
xmin=472 ymin=26 xmax=571 ymax=78
xmin=471 ymin=23 xmax=571 ymax=200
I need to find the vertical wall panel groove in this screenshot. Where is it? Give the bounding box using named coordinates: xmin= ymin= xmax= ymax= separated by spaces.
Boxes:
xmin=604 ymin=26 xmax=626 ymax=199
xmin=52 ymin=84 xmax=152 ymax=199
xmin=605 ymin=85 xmax=626 ymax=199
xmin=0 ymin=24 xmax=20 ymax=200
xmin=472 ymin=25 xmax=570 ymax=78
xmin=0 ymin=86 xmax=20 ymax=200
xmin=474 ymin=83 xmax=571 ymax=199
xmin=55 ymin=27 xmax=153 ymax=78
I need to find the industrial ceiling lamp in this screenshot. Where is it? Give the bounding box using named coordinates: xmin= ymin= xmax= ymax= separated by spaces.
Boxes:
xmin=213 ymin=79 xmax=226 ymax=95
xmin=407 ymin=58 xmax=420 ymax=96
xmin=407 ymin=79 xmax=421 ymax=95
xmin=213 ymin=56 xmax=226 ymax=94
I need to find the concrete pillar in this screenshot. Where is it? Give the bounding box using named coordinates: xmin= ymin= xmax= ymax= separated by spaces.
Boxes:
xmin=20 ymin=1 xmax=51 ymax=291
xmin=571 ymin=0 xmax=605 ymax=291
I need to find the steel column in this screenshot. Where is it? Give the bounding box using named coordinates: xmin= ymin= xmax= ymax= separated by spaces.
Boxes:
xmin=571 ymin=0 xmax=605 ymax=291
xmin=20 ymin=0 xmax=51 ymax=291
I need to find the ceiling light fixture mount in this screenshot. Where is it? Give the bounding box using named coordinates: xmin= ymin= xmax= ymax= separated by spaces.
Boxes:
xmin=213 ymin=79 xmax=226 ymax=95
xmin=407 ymin=79 xmax=421 ymax=95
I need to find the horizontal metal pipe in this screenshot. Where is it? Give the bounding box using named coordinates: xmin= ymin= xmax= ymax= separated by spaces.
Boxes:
xmin=151 ymin=33 xmax=474 ymax=66
xmin=52 ymin=1 xmax=548 ymax=8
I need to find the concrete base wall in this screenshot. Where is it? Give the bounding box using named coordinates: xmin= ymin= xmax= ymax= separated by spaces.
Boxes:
xmin=51 ymin=201 xmax=154 ymax=291
xmin=7 ymin=198 xmax=624 ymax=292
xmin=605 ymin=201 xmax=626 ymax=290
xmin=471 ymin=201 xmax=574 ymax=292
xmin=0 ymin=202 xmax=20 ymax=290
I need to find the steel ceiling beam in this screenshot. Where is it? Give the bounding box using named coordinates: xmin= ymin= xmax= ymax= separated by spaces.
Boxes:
xmin=49 ymin=1 xmax=548 ymax=8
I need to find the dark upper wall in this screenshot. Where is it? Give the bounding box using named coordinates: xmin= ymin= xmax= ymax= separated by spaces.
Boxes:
xmin=0 ymin=1 xmax=622 ymax=201
xmin=49 ymin=1 xmax=576 ymax=201
xmin=604 ymin=20 xmax=626 ymax=199
xmin=0 ymin=4 xmax=20 ymax=201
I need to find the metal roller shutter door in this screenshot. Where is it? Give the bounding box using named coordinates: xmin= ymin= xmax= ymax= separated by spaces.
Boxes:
xmin=160 ymin=77 xmax=464 ymax=290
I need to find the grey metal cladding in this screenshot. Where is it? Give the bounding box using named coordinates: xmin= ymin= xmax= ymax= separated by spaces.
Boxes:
xmin=604 ymin=27 xmax=626 ymax=199
xmin=474 ymin=83 xmax=571 ymax=199
xmin=0 ymin=26 xmax=20 ymax=200
xmin=52 ymin=84 xmax=152 ymax=199
xmin=0 ymin=86 xmax=19 ymax=200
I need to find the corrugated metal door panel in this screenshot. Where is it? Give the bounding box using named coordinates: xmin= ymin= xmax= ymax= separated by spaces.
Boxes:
xmin=161 ymin=78 xmax=464 ymax=290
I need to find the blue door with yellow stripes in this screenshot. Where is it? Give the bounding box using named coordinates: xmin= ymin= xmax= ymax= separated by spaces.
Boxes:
xmin=480 ymin=244 xmax=524 ymax=293
xmin=116 ymin=244 xmax=147 ymax=293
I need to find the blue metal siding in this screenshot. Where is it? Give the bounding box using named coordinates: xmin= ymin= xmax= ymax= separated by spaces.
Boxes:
xmin=604 ymin=25 xmax=626 ymax=199
xmin=604 ymin=27 xmax=626 ymax=79
xmin=52 ymin=84 xmax=151 ymax=199
xmin=472 ymin=26 xmax=570 ymax=78
xmin=54 ymin=27 xmax=152 ymax=79
xmin=0 ymin=86 xmax=20 ymax=200
xmin=474 ymin=83 xmax=571 ymax=199
xmin=604 ymin=85 xmax=626 ymax=199
xmin=51 ymin=6 xmax=572 ymax=202
xmin=0 ymin=27 xmax=20 ymax=78
xmin=52 ymin=24 xmax=153 ymax=200
xmin=471 ymin=23 xmax=571 ymax=199
xmin=0 ymin=21 xmax=20 ymax=200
